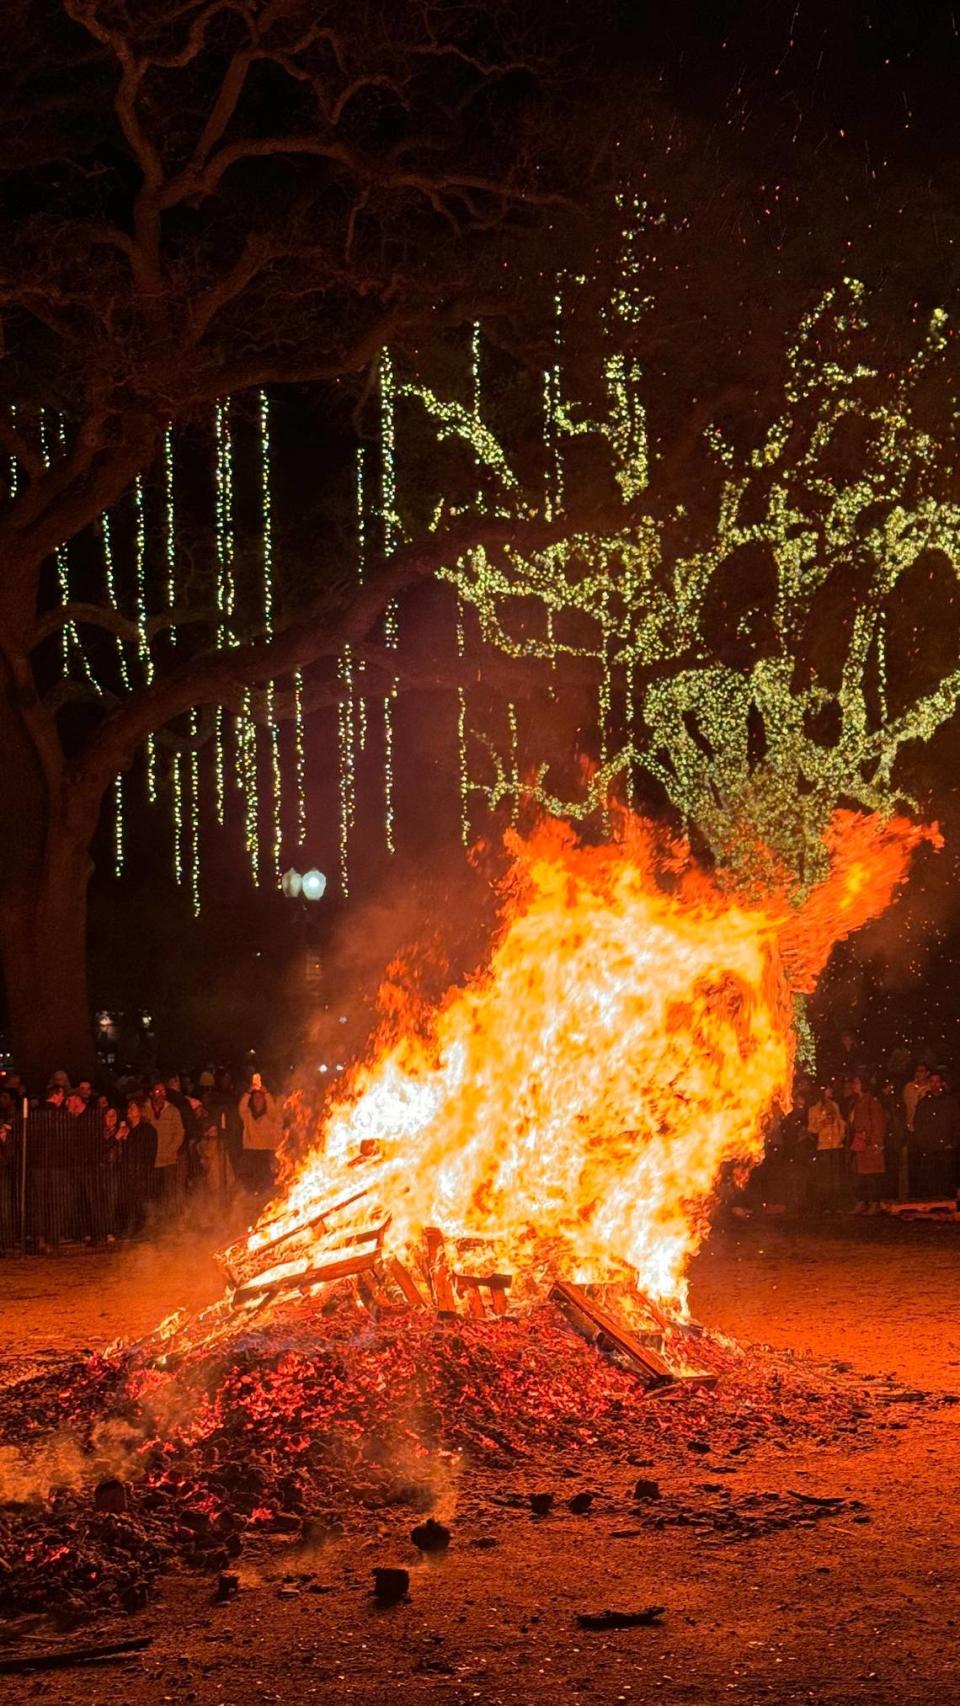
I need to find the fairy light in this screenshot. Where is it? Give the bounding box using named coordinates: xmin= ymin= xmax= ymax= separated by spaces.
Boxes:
xmin=164 ymin=427 xmax=176 ymax=644
xmin=113 ymin=775 xmax=123 ymax=877
xmin=260 ymin=390 xmax=282 ymax=880
xmin=130 ymin=473 xmax=158 ymax=804
xmin=241 ymin=688 xmax=259 ymax=881
xmin=172 ymin=752 xmax=184 ymax=885
xmin=404 ymin=278 xmax=960 ymax=891
xmin=337 ymin=649 xmax=356 ymax=895
xmin=213 ymin=404 xmax=229 ymax=824
xmin=348 ymin=445 xmax=365 ymax=757
xmin=294 ymin=670 xmax=307 ymax=846
xmin=189 ymin=711 xmax=201 ymax=916
xmin=8 ymin=403 xmax=18 ymax=498
xmin=380 ymin=350 xmax=399 ymax=853
xmin=383 ymin=680 xmax=398 ymax=855
xmin=507 ymin=702 xmax=520 ymax=824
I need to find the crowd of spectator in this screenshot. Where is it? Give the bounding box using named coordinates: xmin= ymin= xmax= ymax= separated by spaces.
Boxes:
xmin=747 ymin=1033 xmax=960 ymax=1217
xmin=0 ymin=1064 xmax=284 ymax=1254
xmin=3 ymin=1029 xmax=959 ymax=1255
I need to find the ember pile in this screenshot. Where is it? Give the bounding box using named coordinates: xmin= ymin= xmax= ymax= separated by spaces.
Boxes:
xmin=0 ymin=1300 xmax=925 ymax=1624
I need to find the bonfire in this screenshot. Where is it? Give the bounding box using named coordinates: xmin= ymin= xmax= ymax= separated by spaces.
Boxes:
xmin=141 ymin=808 xmax=937 ymax=1385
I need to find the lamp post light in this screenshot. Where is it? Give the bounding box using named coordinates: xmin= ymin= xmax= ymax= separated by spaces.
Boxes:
xmin=281 ymin=866 xmax=326 ymax=902
xmin=281 ymin=865 xmax=327 ymax=997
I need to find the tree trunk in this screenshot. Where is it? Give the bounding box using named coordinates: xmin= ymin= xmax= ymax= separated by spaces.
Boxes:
xmin=0 ymin=824 xmax=95 ymax=1086
xmin=0 ymin=673 xmax=97 ymax=1085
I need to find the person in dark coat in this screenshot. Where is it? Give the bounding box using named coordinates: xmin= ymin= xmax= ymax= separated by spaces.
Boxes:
xmin=28 ymin=1086 xmax=74 ymax=1251
xmin=911 ymin=1071 xmax=960 ymax=1200
xmin=778 ymin=1089 xmax=817 ymax=1217
xmin=118 ymin=1099 xmax=158 ymax=1235
xmin=0 ymin=1110 xmax=17 ymax=1252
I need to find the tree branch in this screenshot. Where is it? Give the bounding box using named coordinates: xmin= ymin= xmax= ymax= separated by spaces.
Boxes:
xmin=73 ymin=509 xmax=605 ymax=792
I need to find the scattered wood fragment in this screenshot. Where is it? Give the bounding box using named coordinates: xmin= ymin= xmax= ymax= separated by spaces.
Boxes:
xmin=0 ymin=1637 xmax=152 ymax=1675
xmin=576 ymin=1606 xmax=665 ymax=1630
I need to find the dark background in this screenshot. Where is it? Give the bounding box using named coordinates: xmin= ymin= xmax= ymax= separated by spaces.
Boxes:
xmin=10 ymin=0 xmax=960 ymax=1078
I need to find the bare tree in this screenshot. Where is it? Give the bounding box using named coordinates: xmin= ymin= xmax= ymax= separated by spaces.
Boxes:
xmin=0 ymin=0 xmax=604 ymax=1077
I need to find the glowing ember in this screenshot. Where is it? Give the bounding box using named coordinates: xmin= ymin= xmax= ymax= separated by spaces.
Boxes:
xmin=239 ymin=810 xmax=937 ymax=1312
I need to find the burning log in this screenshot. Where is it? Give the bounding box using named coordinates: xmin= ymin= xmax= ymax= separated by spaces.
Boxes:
xmin=384 ymin=1256 xmax=430 ymax=1310
xmin=231 ymin=1231 xmax=384 ymax=1306
xmin=551 ymin=1281 xmax=678 ymax=1387
xmin=424 ymin=1228 xmax=458 ymax=1315
xmin=219 ymin=1185 xmax=375 ymax=1288
xmin=453 ymin=1272 xmax=513 ymax=1319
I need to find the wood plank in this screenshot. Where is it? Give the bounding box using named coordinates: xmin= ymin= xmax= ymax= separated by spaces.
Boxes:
xmin=424 ymin=1227 xmax=458 ymax=1315
xmin=454 ymin=1275 xmax=487 ymax=1319
xmin=551 ymin=1279 xmax=676 ymax=1386
xmin=232 ymin=1235 xmax=381 ymax=1305
xmin=219 ymin=1185 xmax=373 ymax=1285
xmin=385 ymin=1256 xmax=430 ymax=1311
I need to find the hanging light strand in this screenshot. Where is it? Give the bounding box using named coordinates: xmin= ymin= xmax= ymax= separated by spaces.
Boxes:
xmin=189 ymin=710 xmax=201 ymax=915
xmin=380 ymin=350 xmax=399 ymax=854
xmin=260 ymin=390 xmax=282 ymax=880
xmin=130 ymin=472 xmax=159 ymax=805
xmin=164 ymin=426 xmax=176 ymax=645
xmin=337 ymin=649 xmax=356 ymax=896
xmin=294 ymin=670 xmax=306 ymax=846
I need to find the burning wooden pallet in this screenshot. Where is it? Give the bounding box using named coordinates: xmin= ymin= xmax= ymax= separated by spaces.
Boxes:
xmin=171 ymin=1193 xmax=714 ymax=1392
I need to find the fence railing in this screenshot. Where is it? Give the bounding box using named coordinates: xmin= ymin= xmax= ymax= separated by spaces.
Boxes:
xmin=0 ymin=1104 xmax=239 ymax=1255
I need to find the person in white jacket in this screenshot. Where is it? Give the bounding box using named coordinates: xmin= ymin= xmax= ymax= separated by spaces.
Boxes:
xmin=238 ymin=1079 xmax=282 ymax=1192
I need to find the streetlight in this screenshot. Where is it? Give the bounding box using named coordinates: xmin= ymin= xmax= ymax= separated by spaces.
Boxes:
xmin=301 ymin=868 xmax=327 ymax=902
xmin=281 ymin=866 xmax=326 ymax=901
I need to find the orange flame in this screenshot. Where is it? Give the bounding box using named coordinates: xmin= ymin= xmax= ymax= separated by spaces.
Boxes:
xmin=241 ymin=810 xmax=937 ymax=1311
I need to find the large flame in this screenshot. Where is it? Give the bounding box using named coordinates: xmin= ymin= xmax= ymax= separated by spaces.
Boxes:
xmin=242 ymin=810 xmax=936 ymax=1310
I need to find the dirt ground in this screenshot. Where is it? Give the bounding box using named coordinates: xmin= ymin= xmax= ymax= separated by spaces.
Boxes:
xmin=3 ymin=1218 xmax=960 ymax=1705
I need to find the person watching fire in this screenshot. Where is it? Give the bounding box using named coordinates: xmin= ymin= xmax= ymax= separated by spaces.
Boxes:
xmin=807 ymin=1084 xmax=847 ymax=1211
xmin=848 ymin=1075 xmax=888 ymax=1213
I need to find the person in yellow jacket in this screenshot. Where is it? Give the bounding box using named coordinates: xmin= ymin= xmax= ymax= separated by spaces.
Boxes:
xmin=807 ymin=1084 xmax=847 ymax=1212
xmin=238 ymin=1076 xmax=282 ymax=1192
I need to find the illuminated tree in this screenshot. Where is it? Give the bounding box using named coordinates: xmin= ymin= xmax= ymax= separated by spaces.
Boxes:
xmin=393 ymin=276 xmax=960 ymax=892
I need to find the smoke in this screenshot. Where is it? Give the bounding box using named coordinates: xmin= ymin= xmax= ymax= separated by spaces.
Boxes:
xmin=297 ymin=838 xmax=500 ymax=1101
xmin=0 ymin=1416 xmax=144 ymax=1503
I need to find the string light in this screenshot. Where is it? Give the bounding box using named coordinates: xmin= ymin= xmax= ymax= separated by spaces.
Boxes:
xmin=260 ymin=390 xmax=281 ymax=880
xmin=383 ymin=680 xmax=398 ymax=855
xmin=337 ymin=649 xmax=356 ymax=895
xmin=214 ymin=399 xmax=235 ymax=824
xmin=355 ymin=446 xmax=367 ymax=754
xmin=113 ymin=775 xmax=123 ymax=878
xmin=380 ymin=350 xmax=400 ymax=854
xmin=189 ymin=711 xmax=200 ymax=916
xmin=172 ymin=752 xmax=184 ymax=885
xmin=83 ymin=242 xmax=960 ymax=921
xmin=8 ymin=403 xmax=17 ymax=498
xmin=294 ymin=670 xmax=306 ymax=846
xmin=131 ymin=474 xmax=158 ymax=805
xmin=241 ymin=688 xmax=259 ymax=881
xmin=39 ymin=411 xmax=71 ymax=672
xmin=164 ymin=427 xmax=176 ymax=644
